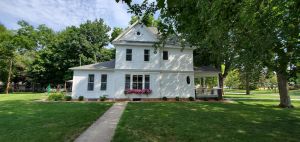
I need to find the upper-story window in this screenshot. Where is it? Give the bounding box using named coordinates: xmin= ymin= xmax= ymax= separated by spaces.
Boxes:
xmin=126 ymin=49 xmax=132 ymax=61
xmin=87 ymin=74 xmax=94 ymax=91
xmin=144 ymin=49 xmax=150 ymax=61
xmin=100 ymin=74 xmax=107 ymax=91
xmin=163 ymin=51 xmax=168 ymax=60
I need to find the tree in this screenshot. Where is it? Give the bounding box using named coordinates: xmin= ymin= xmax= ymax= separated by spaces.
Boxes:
xmin=225 ymin=70 xmax=240 ymax=89
xmin=129 ymin=15 xmax=159 ymax=27
xmin=110 ymin=27 xmax=123 ymax=42
xmin=239 ymin=0 xmax=299 ymax=107
xmin=0 ymin=21 xmax=38 ymax=93
xmin=30 ymin=19 xmax=112 ymax=87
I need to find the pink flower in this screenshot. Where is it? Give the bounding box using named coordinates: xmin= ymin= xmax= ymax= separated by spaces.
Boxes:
xmin=124 ymin=89 xmax=152 ymax=95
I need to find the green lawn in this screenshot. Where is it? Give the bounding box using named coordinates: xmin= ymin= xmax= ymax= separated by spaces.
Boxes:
xmin=113 ymin=101 xmax=300 ymax=142
xmin=0 ymin=93 xmax=113 ymax=142
xmin=224 ymin=89 xmax=300 ymax=99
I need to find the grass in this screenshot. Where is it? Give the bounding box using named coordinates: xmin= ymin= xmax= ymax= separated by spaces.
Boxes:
xmin=224 ymin=89 xmax=300 ymax=99
xmin=113 ymin=101 xmax=300 ymax=142
xmin=0 ymin=93 xmax=113 ymax=142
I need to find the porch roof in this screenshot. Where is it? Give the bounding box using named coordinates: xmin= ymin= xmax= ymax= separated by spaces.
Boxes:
xmin=194 ymin=66 xmax=220 ymax=77
xmin=69 ymin=60 xmax=115 ymax=70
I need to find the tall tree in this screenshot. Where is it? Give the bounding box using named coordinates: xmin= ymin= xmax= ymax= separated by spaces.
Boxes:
xmin=239 ymin=0 xmax=299 ymax=107
xmin=30 ymin=19 xmax=111 ymax=86
xmin=0 ymin=21 xmax=38 ymax=93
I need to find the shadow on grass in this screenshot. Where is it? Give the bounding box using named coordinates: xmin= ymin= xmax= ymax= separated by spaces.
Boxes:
xmin=113 ymin=101 xmax=300 ymax=142
xmin=0 ymin=99 xmax=112 ymax=142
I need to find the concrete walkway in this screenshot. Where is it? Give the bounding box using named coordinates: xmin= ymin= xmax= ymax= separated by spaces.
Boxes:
xmin=75 ymin=102 xmax=127 ymax=142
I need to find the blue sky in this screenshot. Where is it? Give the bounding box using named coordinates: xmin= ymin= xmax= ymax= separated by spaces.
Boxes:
xmin=0 ymin=0 xmax=147 ymax=31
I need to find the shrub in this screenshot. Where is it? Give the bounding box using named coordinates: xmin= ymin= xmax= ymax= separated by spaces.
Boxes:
xmin=188 ymin=97 xmax=195 ymax=101
xmin=78 ymin=96 xmax=84 ymax=101
xmin=100 ymin=96 xmax=106 ymax=101
xmin=175 ymin=97 xmax=180 ymax=101
xmin=48 ymin=93 xmax=64 ymax=101
xmin=162 ymin=96 xmax=168 ymax=101
xmin=64 ymin=96 xmax=72 ymax=101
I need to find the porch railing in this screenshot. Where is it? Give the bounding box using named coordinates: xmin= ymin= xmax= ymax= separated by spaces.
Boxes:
xmin=195 ymin=88 xmax=222 ymax=99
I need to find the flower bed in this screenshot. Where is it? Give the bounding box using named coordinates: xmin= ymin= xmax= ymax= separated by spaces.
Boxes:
xmin=124 ymin=89 xmax=152 ymax=95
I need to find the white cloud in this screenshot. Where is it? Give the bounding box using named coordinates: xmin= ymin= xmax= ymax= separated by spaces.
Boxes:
xmin=0 ymin=0 xmax=133 ymax=31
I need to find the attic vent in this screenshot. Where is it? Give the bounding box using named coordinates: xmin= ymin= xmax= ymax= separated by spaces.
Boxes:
xmin=136 ymin=31 xmax=141 ymax=36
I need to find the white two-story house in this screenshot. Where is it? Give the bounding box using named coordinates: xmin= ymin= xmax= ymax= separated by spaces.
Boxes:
xmin=70 ymin=22 xmax=221 ymax=100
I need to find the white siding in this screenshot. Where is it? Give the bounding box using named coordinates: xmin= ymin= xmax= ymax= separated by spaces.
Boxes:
xmin=115 ymin=45 xmax=194 ymax=71
xmin=71 ymin=70 xmax=115 ymax=99
xmin=160 ymin=72 xmax=195 ymax=98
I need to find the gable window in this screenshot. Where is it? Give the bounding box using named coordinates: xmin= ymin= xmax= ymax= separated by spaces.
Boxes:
xmin=125 ymin=74 xmax=131 ymax=89
xmin=87 ymin=74 xmax=94 ymax=91
xmin=144 ymin=49 xmax=150 ymax=61
xmin=126 ymin=49 xmax=132 ymax=61
xmin=144 ymin=75 xmax=150 ymax=89
xmin=132 ymin=75 xmax=143 ymax=89
xmin=163 ymin=51 xmax=168 ymax=60
xmin=100 ymin=74 xmax=107 ymax=90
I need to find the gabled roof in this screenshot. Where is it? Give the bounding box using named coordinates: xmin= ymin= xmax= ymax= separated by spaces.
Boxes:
xmin=112 ymin=21 xmax=192 ymax=48
xmin=112 ymin=21 xmax=158 ymax=43
xmin=70 ymin=60 xmax=115 ymax=70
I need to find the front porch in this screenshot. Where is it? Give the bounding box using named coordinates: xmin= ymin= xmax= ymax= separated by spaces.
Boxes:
xmin=194 ymin=66 xmax=222 ymax=99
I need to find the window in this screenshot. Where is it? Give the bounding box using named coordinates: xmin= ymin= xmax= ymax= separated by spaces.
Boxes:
xmin=125 ymin=74 xmax=131 ymax=89
xmin=163 ymin=51 xmax=168 ymax=60
xmin=144 ymin=49 xmax=150 ymax=61
xmin=137 ymin=31 xmax=141 ymax=35
xmin=87 ymin=74 xmax=94 ymax=91
xmin=100 ymin=74 xmax=107 ymax=90
xmin=144 ymin=75 xmax=150 ymax=89
xmin=132 ymin=75 xmax=143 ymax=89
xmin=126 ymin=49 xmax=132 ymax=61
xmin=186 ymin=76 xmax=190 ymax=84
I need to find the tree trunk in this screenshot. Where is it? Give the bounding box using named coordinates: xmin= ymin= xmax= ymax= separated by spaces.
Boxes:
xmin=5 ymin=59 xmax=13 ymax=94
xmin=277 ymin=73 xmax=293 ymax=108
xmin=245 ymin=73 xmax=250 ymax=95
xmin=218 ymin=73 xmax=224 ymax=99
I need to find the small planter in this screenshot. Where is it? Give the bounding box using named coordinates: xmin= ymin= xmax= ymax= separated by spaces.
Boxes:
xmin=124 ymin=89 xmax=152 ymax=95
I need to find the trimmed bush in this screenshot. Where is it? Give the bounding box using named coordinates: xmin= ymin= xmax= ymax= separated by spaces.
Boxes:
xmin=162 ymin=96 xmax=168 ymax=101
xmin=78 ymin=96 xmax=84 ymax=101
xmin=100 ymin=96 xmax=106 ymax=101
xmin=188 ymin=97 xmax=195 ymax=101
xmin=175 ymin=97 xmax=180 ymax=101
xmin=48 ymin=93 xmax=64 ymax=101
xmin=64 ymin=96 xmax=72 ymax=101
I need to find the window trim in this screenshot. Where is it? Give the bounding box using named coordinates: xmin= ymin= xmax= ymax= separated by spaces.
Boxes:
xmin=163 ymin=51 xmax=168 ymax=60
xmin=125 ymin=74 xmax=131 ymax=90
xmin=87 ymin=74 xmax=94 ymax=91
xmin=126 ymin=49 xmax=132 ymax=61
xmin=144 ymin=49 xmax=150 ymax=61
xmin=100 ymin=74 xmax=107 ymax=91
xmin=144 ymin=75 xmax=150 ymax=89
